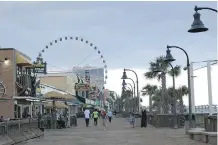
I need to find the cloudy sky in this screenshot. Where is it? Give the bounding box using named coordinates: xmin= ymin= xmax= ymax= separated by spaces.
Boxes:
xmin=0 ymin=1 xmax=217 ymax=106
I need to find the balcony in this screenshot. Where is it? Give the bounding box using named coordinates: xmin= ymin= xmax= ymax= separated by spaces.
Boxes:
xmin=16 ymin=74 xmax=32 ymax=89
xmin=16 ymin=74 xmax=36 ymax=96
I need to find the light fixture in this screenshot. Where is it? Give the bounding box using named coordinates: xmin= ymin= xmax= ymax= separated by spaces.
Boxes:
xmin=121 ymin=70 xmax=128 ymax=79
xmin=165 ymin=48 xmax=176 ymax=62
xmin=188 ymin=11 xmax=208 ymax=33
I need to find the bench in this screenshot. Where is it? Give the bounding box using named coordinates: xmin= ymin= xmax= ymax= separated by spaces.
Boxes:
xmin=188 ymin=128 xmax=217 ymax=145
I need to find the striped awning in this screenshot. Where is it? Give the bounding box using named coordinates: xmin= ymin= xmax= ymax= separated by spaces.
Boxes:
xmin=16 ymin=53 xmax=34 ymax=66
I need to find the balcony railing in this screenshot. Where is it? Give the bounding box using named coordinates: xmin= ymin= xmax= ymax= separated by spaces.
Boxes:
xmin=16 ymin=74 xmax=32 ymax=89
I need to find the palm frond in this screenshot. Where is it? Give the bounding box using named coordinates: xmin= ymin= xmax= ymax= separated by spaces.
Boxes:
xmin=168 ymin=65 xmax=181 ymax=77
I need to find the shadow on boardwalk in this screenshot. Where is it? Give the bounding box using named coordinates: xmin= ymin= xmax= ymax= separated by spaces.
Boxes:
xmin=21 ymin=118 xmax=208 ymax=145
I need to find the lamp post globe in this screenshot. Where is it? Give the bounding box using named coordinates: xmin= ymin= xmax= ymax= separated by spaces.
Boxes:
xmin=121 ymin=70 xmax=128 ymax=79
xmin=165 ymin=47 xmax=176 ymax=62
xmin=188 ymin=11 xmax=208 ymax=33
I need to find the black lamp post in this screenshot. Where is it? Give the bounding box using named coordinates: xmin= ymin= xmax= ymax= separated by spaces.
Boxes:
xmin=188 ymin=6 xmax=217 ymax=33
xmin=122 ymin=69 xmax=140 ymax=113
xmin=165 ymin=45 xmax=193 ymax=129
xmin=124 ymin=78 xmax=136 ymax=98
xmin=127 ymin=83 xmax=134 ymax=98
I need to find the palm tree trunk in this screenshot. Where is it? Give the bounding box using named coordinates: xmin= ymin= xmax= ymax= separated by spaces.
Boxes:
xmin=179 ymin=98 xmax=185 ymax=126
xmin=161 ymin=73 xmax=169 ymax=114
xmin=179 ymin=98 xmax=184 ymax=114
xmin=149 ymin=95 xmax=152 ymax=113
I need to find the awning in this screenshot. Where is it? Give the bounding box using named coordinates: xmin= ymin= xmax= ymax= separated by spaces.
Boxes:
xmin=45 ymin=101 xmax=68 ymax=109
xmin=43 ymin=91 xmax=76 ymax=100
xmin=70 ymin=99 xmax=83 ymax=105
xmin=13 ymin=96 xmax=43 ymax=104
xmin=16 ymin=53 xmax=34 ymax=66
xmin=76 ymin=95 xmax=86 ymax=103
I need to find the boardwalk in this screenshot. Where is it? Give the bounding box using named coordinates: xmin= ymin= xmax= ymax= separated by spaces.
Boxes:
xmin=21 ymin=118 xmax=207 ymax=145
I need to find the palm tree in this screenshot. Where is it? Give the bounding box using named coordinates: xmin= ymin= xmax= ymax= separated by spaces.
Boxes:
xmin=121 ymin=89 xmax=133 ymax=112
xmin=167 ymin=85 xmax=188 ymax=126
xmin=166 ymin=85 xmax=188 ymax=113
xmin=175 ymin=85 xmax=188 ymax=113
xmin=142 ymin=84 xmax=158 ymax=113
xmin=151 ymin=88 xmax=162 ymax=113
xmin=144 ymin=56 xmax=181 ymax=114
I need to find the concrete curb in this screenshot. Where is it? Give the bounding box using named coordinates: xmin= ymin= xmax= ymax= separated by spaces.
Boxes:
xmin=0 ymin=129 xmax=43 ymax=145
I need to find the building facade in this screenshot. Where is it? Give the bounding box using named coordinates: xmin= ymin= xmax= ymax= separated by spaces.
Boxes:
xmin=72 ymin=66 xmax=105 ymax=90
xmin=0 ymin=48 xmax=37 ymax=119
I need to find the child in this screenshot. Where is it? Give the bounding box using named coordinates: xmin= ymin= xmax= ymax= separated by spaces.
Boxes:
xmin=129 ymin=113 xmax=135 ymax=128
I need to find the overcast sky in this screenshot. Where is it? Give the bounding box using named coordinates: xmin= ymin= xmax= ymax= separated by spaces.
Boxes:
xmin=0 ymin=1 xmax=217 ymax=106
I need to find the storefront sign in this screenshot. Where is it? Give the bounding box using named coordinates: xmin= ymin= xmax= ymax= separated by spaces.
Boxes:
xmin=33 ymin=63 xmax=47 ymax=74
xmin=75 ymin=83 xmax=90 ymax=91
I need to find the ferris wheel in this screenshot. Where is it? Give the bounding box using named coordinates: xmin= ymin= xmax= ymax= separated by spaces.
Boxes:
xmin=38 ymin=36 xmax=108 ymax=85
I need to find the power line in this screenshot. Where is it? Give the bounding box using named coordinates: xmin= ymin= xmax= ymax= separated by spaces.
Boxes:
xmin=194 ymin=62 xmax=217 ymax=71
xmin=192 ymin=60 xmax=217 ymax=64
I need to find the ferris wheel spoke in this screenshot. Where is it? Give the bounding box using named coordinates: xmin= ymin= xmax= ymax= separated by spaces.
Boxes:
xmin=75 ymin=52 xmax=96 ymax=67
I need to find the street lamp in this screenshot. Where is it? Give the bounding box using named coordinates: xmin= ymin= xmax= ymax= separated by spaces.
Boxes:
xmin=121 ymin=69 xmax=140 ymax=113
xmin=127 ymin=83 xmax=134 ymax=97
xmin=188 ymin=6 xmax=217 ymax=33
xmin=165 ymin=45 xmax=193 ymax=129
xmin=194 ymin=5 xmax=217 ymax=13
xmin=125 ymin=78 xmax=136 ymax=98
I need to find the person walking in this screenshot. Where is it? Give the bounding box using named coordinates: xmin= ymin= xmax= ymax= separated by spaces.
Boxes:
xmin=92 ymin=109 xmax=99 ymax=126
xmin=107 ymin=110 xmax=113 ymax=123
xmin=101 ymin=110 xmax=107 ymax=130
xmin=84 ymin=108 xmax=90 ymax=127
xmin=129 ymin=112 xmax=135 ymax=128
xmin=141 ymin=109 xmax=147 ymax=128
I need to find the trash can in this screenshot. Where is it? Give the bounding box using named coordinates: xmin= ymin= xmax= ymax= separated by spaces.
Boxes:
xmin=184 ymin=114 xmax=196 ymax=134
xmin=205 ymin=115 xmax=217 ymax=132
xmin=70 ymin=116 xmax=77 ymax=126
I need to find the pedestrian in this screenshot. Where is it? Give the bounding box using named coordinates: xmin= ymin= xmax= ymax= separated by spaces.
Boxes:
xmin=92 ymin=109 xmax=99 ymax=126
xmin=141 ymin=109 xmax=147 ymax=128
xmin=84 ymin=108 xmax=90 ymax=127
xmin=107 ymin=110 xmax=113 ymax=123
xmin=101 ymin=110 xmax=107 ymax=130
xmin=129 ymin=112 xmax=135 ymax=128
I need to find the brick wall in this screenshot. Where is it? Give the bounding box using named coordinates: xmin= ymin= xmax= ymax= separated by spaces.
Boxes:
xmin=0 ymin=49 xmax=16 ymax=119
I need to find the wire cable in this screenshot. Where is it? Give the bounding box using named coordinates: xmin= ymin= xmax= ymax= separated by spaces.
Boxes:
xmin=194 ymin=62 xmax=217 ymax=71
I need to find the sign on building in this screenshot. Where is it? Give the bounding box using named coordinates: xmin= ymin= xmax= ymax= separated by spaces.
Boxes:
xmin=74 ymin=83 xmax=90 ymax=91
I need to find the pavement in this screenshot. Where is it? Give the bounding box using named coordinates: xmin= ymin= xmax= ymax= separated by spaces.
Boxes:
xmin=19 ymin=117 xmax=208 ymax=145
